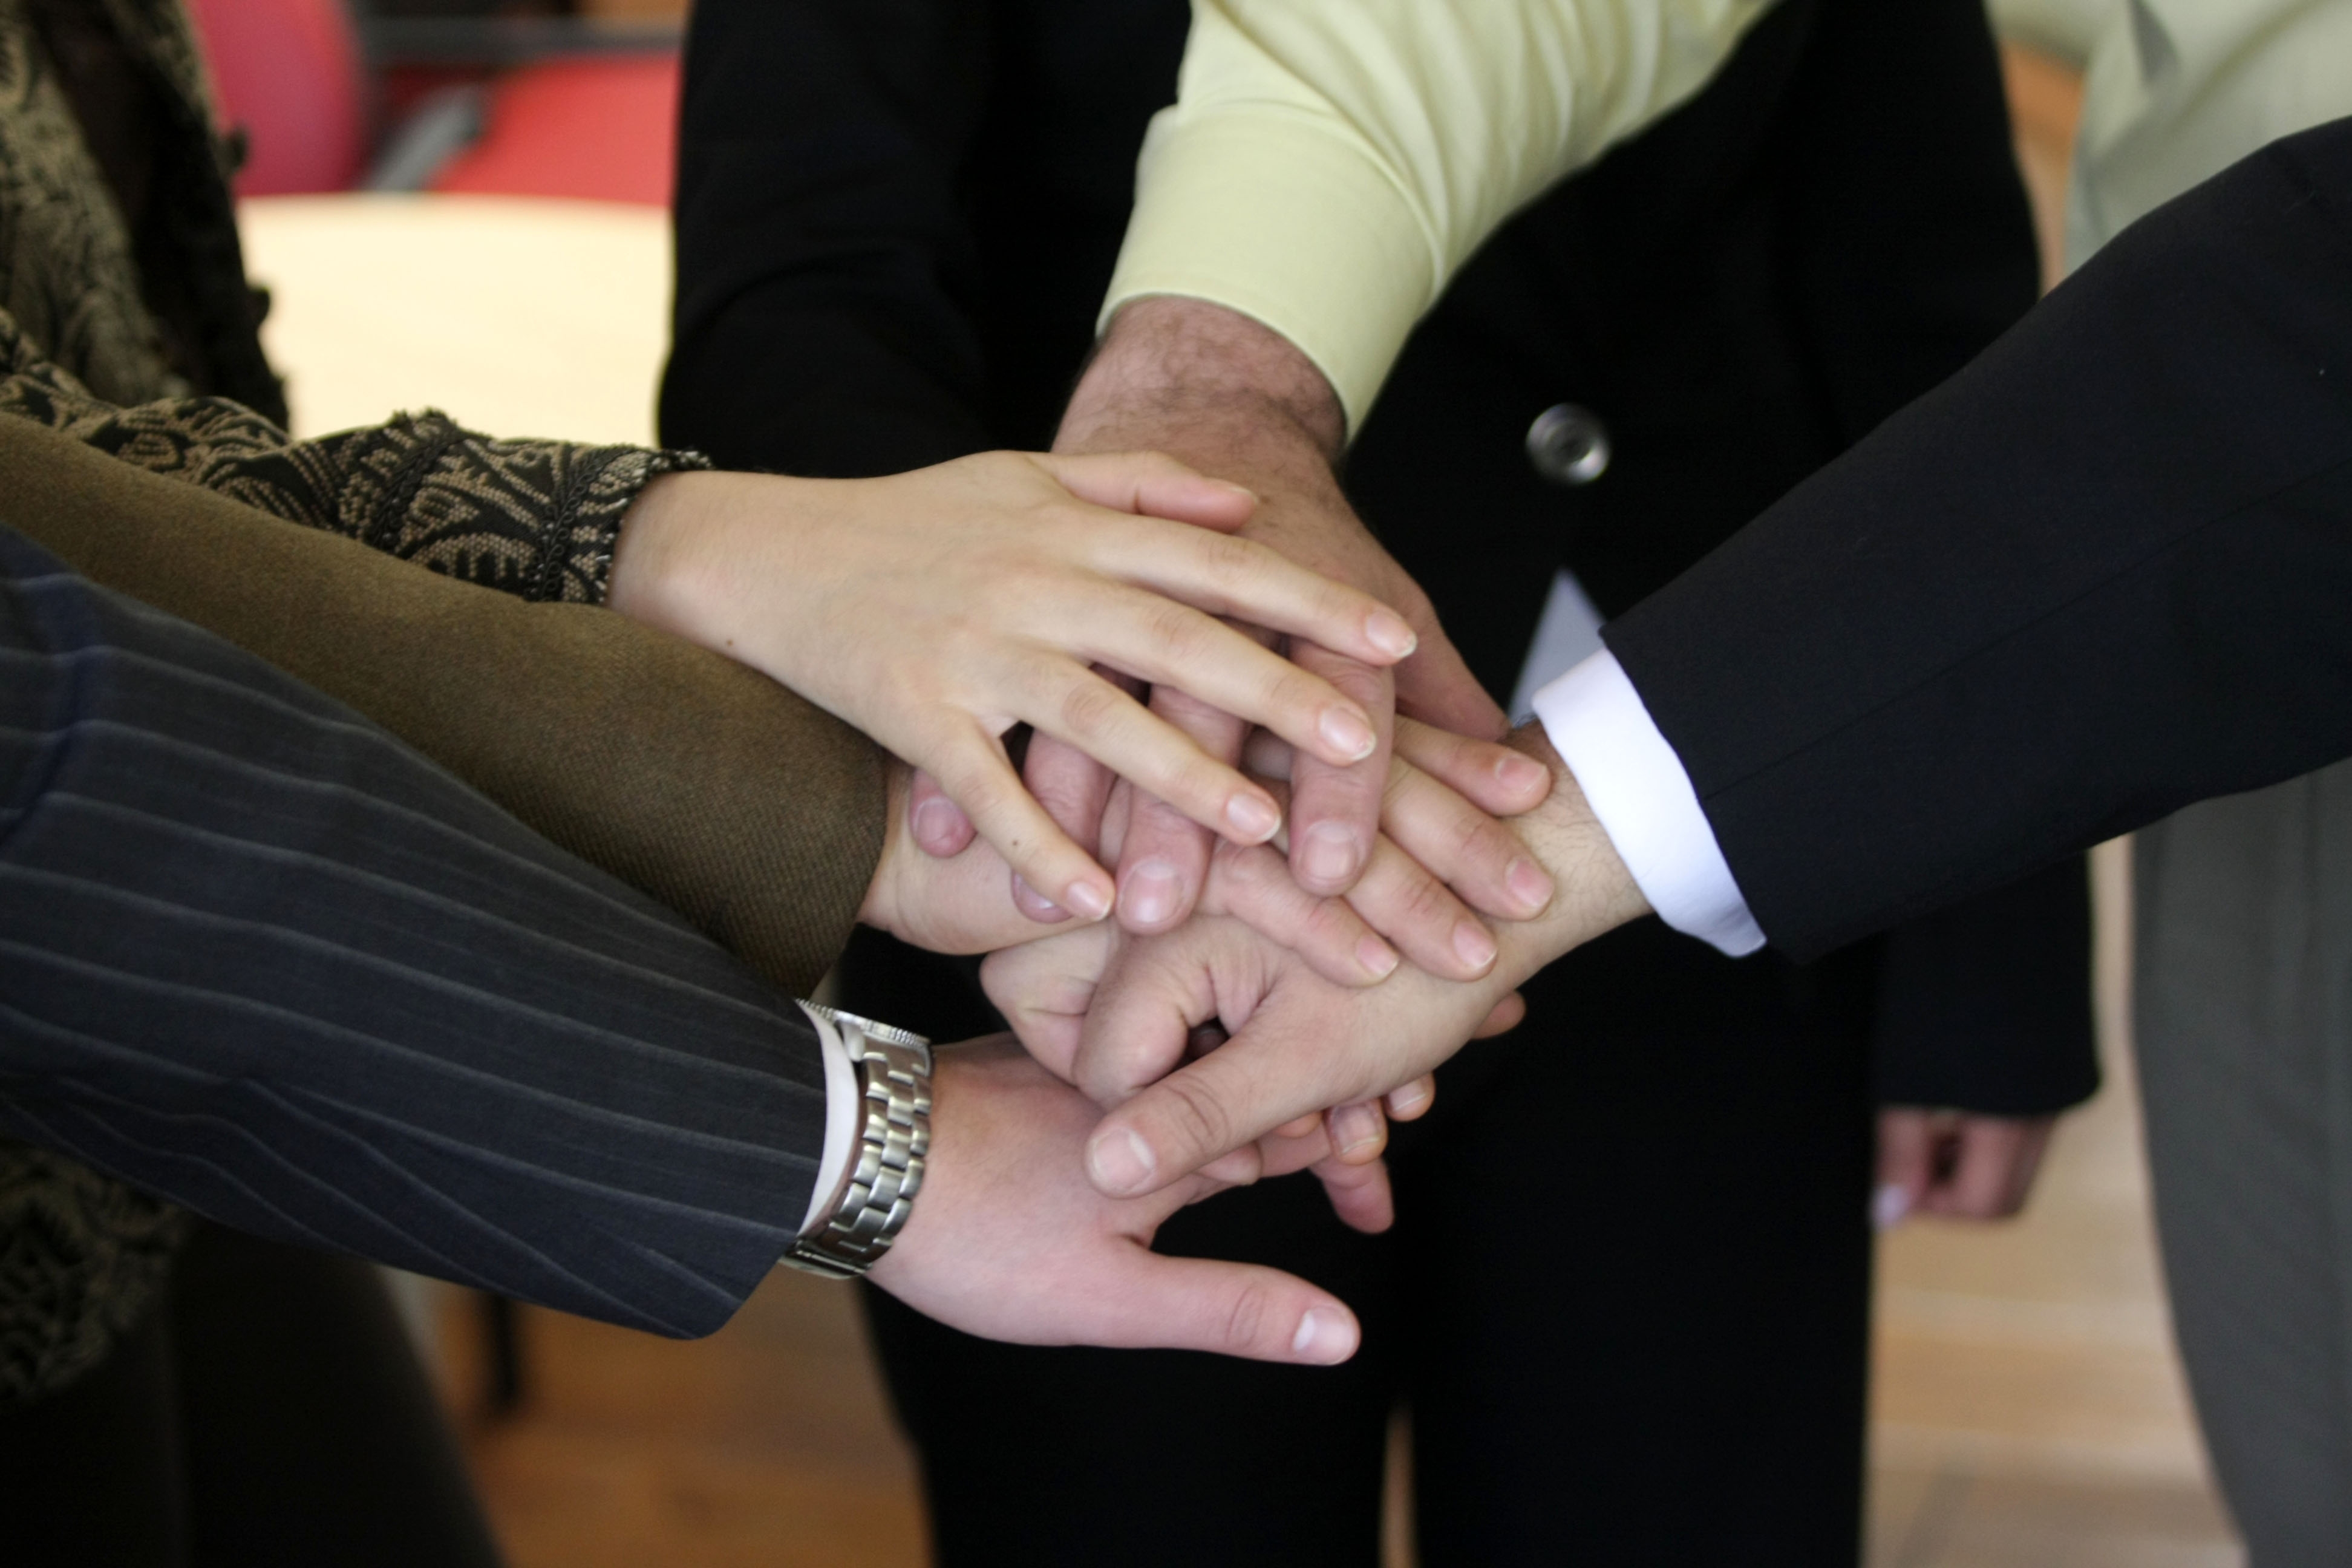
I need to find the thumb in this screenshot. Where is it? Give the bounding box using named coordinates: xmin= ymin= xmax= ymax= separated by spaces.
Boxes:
xmin=1033 ymin=450 xmax=1258 ymax=532
xmin=1104 ymin=1249 xmax=1361 ymax=1365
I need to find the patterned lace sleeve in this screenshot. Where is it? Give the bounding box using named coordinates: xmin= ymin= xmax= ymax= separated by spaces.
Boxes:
xmin=0 ymin=313 xmax=709 ymax=604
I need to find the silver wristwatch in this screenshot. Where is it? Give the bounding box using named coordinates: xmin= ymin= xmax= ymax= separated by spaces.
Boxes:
xmin=781 ymin=1003 xmax=933 ymax=1279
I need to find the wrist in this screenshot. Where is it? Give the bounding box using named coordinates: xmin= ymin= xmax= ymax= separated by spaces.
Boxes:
xmin=1060 ymin=298 xmax=1347 ymax=465
xmin=606 ymin=469 xmax=711 ymax=629
xmin=1493 ymin=721 xmax=1651 ymax=974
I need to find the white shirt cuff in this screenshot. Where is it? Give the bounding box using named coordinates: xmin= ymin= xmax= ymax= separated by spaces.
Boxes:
xmin=794 ymin=1001 xmax=861 ymax=1236
xmin=1531 ymin=650 xmax=1767 ymax=957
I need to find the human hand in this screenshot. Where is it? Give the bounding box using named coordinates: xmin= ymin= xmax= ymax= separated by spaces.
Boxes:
xmin=865 ymin=1036 xmax=1362 ymax=1365
xmin=983 ymin=920 xmax=1491 ymax=1233
xmin=985 ymin=723 xmax=1646 ymax=1201
xmin=608 ymin=449 xmax=1417 ymax=923
xmin=863 ymin=760 xmax=1406 ymax=987
xmin=1021 ymin=297 xmax=1507 ymax=932
xmin=1873 ymin=1108 xmax=2057 ymax=1225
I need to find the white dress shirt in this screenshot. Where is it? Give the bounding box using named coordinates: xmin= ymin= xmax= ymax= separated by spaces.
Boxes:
xmin=1532 ymin=652 xmax=1766 ymax=956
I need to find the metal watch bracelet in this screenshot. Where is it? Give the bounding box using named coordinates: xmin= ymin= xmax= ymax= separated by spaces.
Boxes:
xmin=780 ymin=1004 xmax=933 ymax=1279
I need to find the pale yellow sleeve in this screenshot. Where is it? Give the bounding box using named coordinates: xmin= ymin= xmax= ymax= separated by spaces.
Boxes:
xmin=1102 ymin=0 xmax=1779 ymax=431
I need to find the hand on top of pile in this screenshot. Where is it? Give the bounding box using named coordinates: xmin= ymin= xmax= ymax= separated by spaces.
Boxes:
xmin=609 ymin=446 xmax=1421 ymax=927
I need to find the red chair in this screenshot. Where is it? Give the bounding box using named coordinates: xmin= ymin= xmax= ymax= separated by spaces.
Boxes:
xmin=184 ymin=0 xmax=678 ymax=207
xmin=183 ymin=0 xmax=370 ymax=195
xmin=428 ymin=54 xmax=678 ymax=208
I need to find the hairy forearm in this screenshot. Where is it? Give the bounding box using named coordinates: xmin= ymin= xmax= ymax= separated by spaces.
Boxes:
xmin=1060 ymin=297 xmax=1347 ymax=463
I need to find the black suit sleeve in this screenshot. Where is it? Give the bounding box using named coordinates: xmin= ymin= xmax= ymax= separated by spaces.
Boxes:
xmin=660 ymin=0 xmax=996 ymax=475
xmin=1870 ymin=859 xmax=2097 ymax=1114
xmin=0 ymin=525 xmax=823 ymax=1339
xmin=1606 ymin=117 xmax=2352 ymax=960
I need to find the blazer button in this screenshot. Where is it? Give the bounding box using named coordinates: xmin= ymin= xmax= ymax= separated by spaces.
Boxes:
xmin=1526 ymin=403 xmax=1610 ymax=486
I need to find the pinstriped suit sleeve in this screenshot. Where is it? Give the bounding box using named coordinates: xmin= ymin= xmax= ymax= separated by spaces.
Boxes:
xmin=0 ymin=524 xmax=822 ymax=1339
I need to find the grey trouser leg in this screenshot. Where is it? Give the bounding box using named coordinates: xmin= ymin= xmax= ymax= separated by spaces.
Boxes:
xmin=2135 ymin=760 xmax=2352 ymax=1566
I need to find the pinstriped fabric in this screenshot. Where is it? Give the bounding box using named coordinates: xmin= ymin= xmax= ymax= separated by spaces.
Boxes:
xmin=0 ymin=526 xmax=827 ymax=1396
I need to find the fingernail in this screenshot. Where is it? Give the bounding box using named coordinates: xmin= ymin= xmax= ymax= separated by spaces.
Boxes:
xmin=910 ymin=795 xmax=964 ymax=852
xmin=1122 ymin=858 xmax=1184 ymax=927
xmin=1356 ymin=935 xmax=1400 ymax=979
xmin=1497 ymin=753 xmax=1549 ymax=797
xmin=1332 ymin=1103 xmax=1381 ymax=1155
xmin=1504 ymin=857 xmax=1554 ymax=916
xmin=1365 ymin=611 xmax=1418 ymax=661
xmin=1062 ymin=878 xmax=1113 ymax=921
xmin=1873 ymin=1183 xmax=1912 ymax=1231
xmin=1301 ymin=822 xmax=1362 ymax=886
xmin=1210 ymin=479 xmax=1258 ymax=502
xmin=1011 ymin=874 xmax=1071 ymax=924
xmin=1318 ymin=707 xmax=1376 ymax=763
xmin=1226 ymin=791 xmax=1281 ymax=843
xmin=1452 ymin=920 xmax=1497 ymax=972
xmin=1292 ymin=1306 xmax=1355 ymax=1364
xmin=1388 ymin=1079 xmax=1431 ymax=1116
xmin=1088 ymin=1126 xmax=1156 ymax=1195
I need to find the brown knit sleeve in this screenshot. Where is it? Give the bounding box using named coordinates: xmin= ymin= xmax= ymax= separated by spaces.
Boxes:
xmin=0 ymin=312 xmax=705 ymax=604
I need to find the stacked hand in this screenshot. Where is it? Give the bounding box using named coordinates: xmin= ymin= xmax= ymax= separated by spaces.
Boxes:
xmin=614 ymin=299 xmax=2063 ymax=1366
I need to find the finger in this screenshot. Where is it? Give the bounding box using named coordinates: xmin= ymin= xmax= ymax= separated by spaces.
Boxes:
xmin=1390 ymin=612 xmax=1510 ymax=740
xmin=1312 ymin=1153 xmax=1395 ymax=1235
xmin=1342 ymin=832 xmax=1499 ymax=982
xmin=1393 ymin=716 xmax=1552 ymax=817
xmin=1113 ymin=685 xmax=1248 ymax=933
xmin=1286 ymin=645 xmax=1394 ymax=897
xmin=906 ymin=769 xmax=978 ymax=858
xmin=1380 ymin=751 xmax=1555 ymax=921
xmin=1385 ymin=1076 xmax=1436 ymax=1121
xmin=1064 ymin=587 xmax=1383 ymax=768
xmin=1325 ymin=1099 xmax=1388 ymax=1165
xmin=1936 ymin=1118 xmax=2054 ymax=1220
xmin=1087 ymin=1027 xmax=1345 ymax=1197
xmin=978 ymin=923 xmax=1120 ymax=1082
xmin=1203 ymin=840 xmax=1399 ymax=986
xmin=1031 ymin=480 xmax=1419 ymax=668
xmin=1471 ymin=993 xmax=1525 ymax=1038
xmin=1031 ymin=449 xmax=1258 ymax=534
xmin=1875 ymin=1108 xmax=1938 ymax=1229
xmin=1013 ymin=663 xmax=1285 ymax=869
xmin=1014 ymin=733 xmax=1118 ymax=920
xmin=1102 ymin=1250 xmax=1360 ymax=1365
xmin=929 ymin=725 xmax=1114 ymax=925
xmin=1068 ymin=918 xmax=1241 ymax=1107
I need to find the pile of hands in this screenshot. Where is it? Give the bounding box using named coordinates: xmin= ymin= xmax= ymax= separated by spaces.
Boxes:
xmin=611 ymin=302 xmax=2051 ymax=1367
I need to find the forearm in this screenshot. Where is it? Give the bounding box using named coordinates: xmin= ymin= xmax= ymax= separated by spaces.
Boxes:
xmin=0 ymin=311 xmax=697 ymax=606
xmin=0 ymin=528 xmax=829 ymax=1337
xmin=1105 ymin=0 xmax=1777 ymax=428
xmin=0 ymin=412 xmax=886 ymax=997
xmin=1604 ymin=119 xmax=2352 ymax=956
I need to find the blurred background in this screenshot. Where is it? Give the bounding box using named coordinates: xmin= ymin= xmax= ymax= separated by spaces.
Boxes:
xmin=205 ymin=4 xmax=2243 ymax=1564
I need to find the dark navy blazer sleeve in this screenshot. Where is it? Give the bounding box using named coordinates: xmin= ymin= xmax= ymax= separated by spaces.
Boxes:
xmin=0 ymin=524 xmax=824 ymax=1338
xmin=1606 ymin=117 xmax=2352 ymax=961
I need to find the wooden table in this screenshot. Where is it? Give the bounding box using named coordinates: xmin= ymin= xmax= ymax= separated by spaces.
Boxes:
xmin=237 ymin=193 xmax=671 ymax=447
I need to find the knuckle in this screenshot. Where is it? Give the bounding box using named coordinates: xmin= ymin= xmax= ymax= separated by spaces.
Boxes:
xmin=1221 ymin=1283 xmax=1273 ymax=1354
xmin=1144 ymin=599 xmax=1214 ymax=665
xmin=1057 ymin=677 xmax=1129 ymax=740
xmin=1154 ymin=1073 xmax=1236 ymax=1163
xmin=1194 ymin=529 xmax=1259 ymax=583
